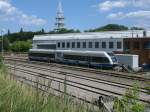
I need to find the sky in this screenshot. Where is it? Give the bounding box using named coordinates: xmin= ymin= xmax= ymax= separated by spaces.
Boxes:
xmin=0 ymin=0 xmax=150 ymax=33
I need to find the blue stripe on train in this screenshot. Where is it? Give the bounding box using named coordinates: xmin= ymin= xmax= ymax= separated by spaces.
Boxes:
xmin=91 ymin=64 xmax=113 ymax=68
xmin=63 ymin=60 xmax=113 ymax=68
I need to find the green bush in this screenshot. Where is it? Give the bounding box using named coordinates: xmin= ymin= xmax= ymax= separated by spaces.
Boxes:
xmin=114 ymin=83 xmax=145 ymax=112
xmin=10 ymin=40 xmax=32 ymax=52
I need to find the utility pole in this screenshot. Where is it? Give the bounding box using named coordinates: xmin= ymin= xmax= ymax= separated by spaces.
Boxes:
xmin=1 ymin=29 xmax=6 ymax=60
xmin=1 ymin=30 xmax=4 ymax=58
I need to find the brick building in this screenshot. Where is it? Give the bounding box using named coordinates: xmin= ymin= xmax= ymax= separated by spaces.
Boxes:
xmin=123 ymin=38 xmax=150 ymax=65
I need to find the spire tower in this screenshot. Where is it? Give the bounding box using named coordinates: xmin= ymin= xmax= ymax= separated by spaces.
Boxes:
xmin=55 ymin=0 xmax=65 ymax=31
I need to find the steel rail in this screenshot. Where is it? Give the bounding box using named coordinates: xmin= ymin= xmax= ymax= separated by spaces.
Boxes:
xmin=5 ymin=61 xmax=148 ymax=93
xmin=5 ymin=58 xmax=150 ymax=82
xmin=7 ymin=65 xmax=150 ymax=103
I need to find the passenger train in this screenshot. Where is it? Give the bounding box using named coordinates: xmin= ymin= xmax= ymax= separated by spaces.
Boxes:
xmin=28 ymin=49 xmax=118 ymax=69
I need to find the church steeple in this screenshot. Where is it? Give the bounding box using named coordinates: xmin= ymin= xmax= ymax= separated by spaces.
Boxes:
xmin=55 ymin=0 xmax=65 ymax=31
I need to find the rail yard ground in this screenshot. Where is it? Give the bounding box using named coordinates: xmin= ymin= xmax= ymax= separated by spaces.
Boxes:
xmin=0 ymin=65 xmax=97 ymax=112
xmin=3 ymin=55 xmax=150 ymax=111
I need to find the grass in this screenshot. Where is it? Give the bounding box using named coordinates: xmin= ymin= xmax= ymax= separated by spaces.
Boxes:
xmin=0 ymin=65 xmax=96 ymax=112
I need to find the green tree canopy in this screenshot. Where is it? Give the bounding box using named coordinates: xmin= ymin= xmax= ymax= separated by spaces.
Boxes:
xmin=10 ymin=40 xmax=32 ymax=52
xmin=85 ymin=24 xmax=129 ymax=32
xmin=50 ymin=28 xmax=81 ymax=34
xmin=0 ymin=36 xmax=10 ymax=51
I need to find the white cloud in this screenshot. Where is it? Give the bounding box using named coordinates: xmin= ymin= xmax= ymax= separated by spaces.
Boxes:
xmin=0 ymin=0 xmax=46 ymax=26
xmin=108 ymin=11 xmax=150 ymax=19
xmin=98 ymin=0 xmax=127 ymax=12
xmin=108 ymin=12 xmax=124 ymax=19
xmin=132 ymin=0 xmax=150 ymax=8
xmin=98 ymin=0 xmax=150 ymax=12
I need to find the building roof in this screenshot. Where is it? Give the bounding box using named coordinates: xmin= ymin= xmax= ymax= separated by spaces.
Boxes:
xmin=33 ymin=30 xmax=150 ymax=41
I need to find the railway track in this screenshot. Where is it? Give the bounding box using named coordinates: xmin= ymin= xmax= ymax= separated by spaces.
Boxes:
xmin=5 ymin=57 xmax=150 ymax=82
xmin=5 ymin=60 xmax=148 ymax=93
xmin=5 ymin=59 xmax=150 ymax=104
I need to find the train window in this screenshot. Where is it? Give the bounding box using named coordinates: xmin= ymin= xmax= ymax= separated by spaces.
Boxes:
xmin=62 ymin=42 xmax=65 ymax=48
xmin=57 ymin=42 xmax=60 ymax=48
xmin=92 ymin=57 xmax=109 ymax=63
xmin=64 ymin=55 xmax=90 ymax=62
xmin=89 ymin=42 xmax=92 ymax=48
xmin=109 ymin=42 xmax=114 ymax=49
xmin=72 ymin=42 xmax=75 ymax=48
xmin=67 ymin=42 xmax=70 ymax=48
xmin=111 ymin=57 xmax=117 ymax=62
xmin=107 ymin=53 xmax=114 ymax=56
xmin=83 ymin=42 xmax=86 ymax=48
xmin=95 ymin=42 xmax=99 ymax=48
xmin=117 ymin=42 xmax=122 ymax=49
xmin=102 ymin=42 xmax=106 ymax=48
xmin=37 ymin=44 xmax=56 ymax=49
xmin=63 ymin=54 xmax=110 ymax=64
xmin=77 ymin=42 xmax=80 ymax=48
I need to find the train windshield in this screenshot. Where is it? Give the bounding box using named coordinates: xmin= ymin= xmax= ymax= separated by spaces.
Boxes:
xmin=111 ymin=57 xmax=118 ymax=63
xmin=107 ymin=53 xmax=118 ymax=63
xmin=107 ymin=53 xmax=115 ymax=57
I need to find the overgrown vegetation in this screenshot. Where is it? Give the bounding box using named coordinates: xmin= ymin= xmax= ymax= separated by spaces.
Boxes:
xmin=145 ymin=82 xmax=150 ymax=95
xmin=114 ymin=83 xmax=145 ymax=112
xmin=0 ymin=66 xmax=95 ymax=112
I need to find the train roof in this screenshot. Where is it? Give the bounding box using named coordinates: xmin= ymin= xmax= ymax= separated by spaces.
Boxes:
xmin=33 ymin=30 xmax=150 ymax=41
xmin=29 ymin=49 xmax=112 ymax=55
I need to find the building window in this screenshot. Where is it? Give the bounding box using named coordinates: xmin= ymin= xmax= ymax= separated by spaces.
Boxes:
xmin=77 ymin=42 xmax=80 ymax=48
xmin=125 ymin=42 xmax=130 ymax=50
xmin=83 ymin=42 xmax=86 ymax=48
xmin=102 ymin=42 xmax=106 ymax=48
xmin=109 ymin=42 xmax=114 ymax=49
xmin=62 ymin=42 xmax=65 ymax=48
xmin=117 ymin=42 xmax=122 ymax=49
xmin=57 ymin=42 xmax=60 ymax=48
xmin=67 ymin=42 xmax=70 ymax=48
xmin=72 ymin=42 xmax=75 ymax=48
xmin=89 ymin=42 xmax=92 ymax=48
xmin=95 ymin=42 xmax=99 ymax=48
xmin=143 ymin=42 xmax=149 ymax=49
xmin=134 ymin=42 xmax=140 ymax=49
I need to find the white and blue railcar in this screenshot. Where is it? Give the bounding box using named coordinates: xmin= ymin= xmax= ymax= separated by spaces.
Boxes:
xmin=28 ymin=49 xmax=56 ymax=62
xmin=57 ymin=50 xmax=118 ymax=68
xmin=28 ymin=49 xmax=118 ymax=68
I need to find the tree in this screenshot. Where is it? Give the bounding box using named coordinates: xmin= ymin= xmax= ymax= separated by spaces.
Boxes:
xmin=0 ymin=36 xmax=10 ymax=51
xmin=20 ymin=28 xmax=23 ymax=33
xmin=41 ymin=28 xmax=45 ymax=34
xmin=10 ymin=40 xmax=32 ymax=52
xmin=85 ymin=24 xmax=128 ymax=32
xmin=7 ymin=29 xmax=10 ymax=35
xmin=7 ymin=31 xmax=34 ymax=43
xmin=50 ymin=28 xmax=81 ymax=34
xmin=131 ymin=27 xmax=144 ymax=30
